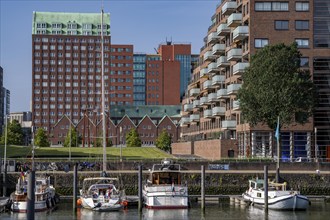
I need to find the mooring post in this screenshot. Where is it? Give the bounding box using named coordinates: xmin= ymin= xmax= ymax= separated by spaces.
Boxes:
xmin=201 ymin=165 xmax=205 ymax=212
xmin=138 ymin=164 xmax=143 ymax=212
xmin=264 ymin=165 xmax=268 ymax=212
xmin=27 ymin=170 xmax=35 ymax=220
xmin=2 ymin=163 xmax=7 ymax=197
xmin=73 ymin=163 xmax=78 ymax=214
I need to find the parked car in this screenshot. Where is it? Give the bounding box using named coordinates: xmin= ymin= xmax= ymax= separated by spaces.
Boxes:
xmin=294 ymin=157 xmax=312 ymax=162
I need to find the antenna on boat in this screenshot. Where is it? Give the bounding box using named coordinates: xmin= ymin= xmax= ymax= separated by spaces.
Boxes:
xmin=101 ymin=4 xmax=107 ymax=173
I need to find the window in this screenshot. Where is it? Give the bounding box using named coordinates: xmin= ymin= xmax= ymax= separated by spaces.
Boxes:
xmin=255 ymin=2 xmax=288 ymax=11
xmin=300 ymin=57 xmax=309 ymax=67
xmin=275 ymin=20 xmax=289 ymax=30
xmin=295 ymin=20 xmax=309 ymax=30
xmin=295 ymin=39 xmax=309 ymax=48
xmin=296 ymin=2 xmax=309 ymax=11
xmin=255 ymin=39 xmax=269 ymax=48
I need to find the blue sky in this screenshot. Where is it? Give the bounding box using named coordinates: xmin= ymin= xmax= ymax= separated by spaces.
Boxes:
xmin=0 ymin=0 xmax=218 ymax=112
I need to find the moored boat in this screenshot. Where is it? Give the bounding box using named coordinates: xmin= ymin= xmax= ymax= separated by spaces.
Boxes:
xmin=143 ymin=159 xmax=188 ymax=209
xmin=10 ymin=173 xmax=58 ymax=212
xmin=79 ymin=177 xmax=127 ymax=211
xmin=242 ymin=179 xmax=310 ymax=210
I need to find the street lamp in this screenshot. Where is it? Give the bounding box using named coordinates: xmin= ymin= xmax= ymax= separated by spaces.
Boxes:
xmin=120 ymin=126 xmax=122 ymax=162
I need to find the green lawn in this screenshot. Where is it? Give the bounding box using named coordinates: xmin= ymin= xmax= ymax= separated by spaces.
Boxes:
xmin=0 ymin=145 xmax=173 ymax=161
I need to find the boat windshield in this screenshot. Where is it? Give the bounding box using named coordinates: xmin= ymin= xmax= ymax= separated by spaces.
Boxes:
xmin=151 ymin=172 xmax=180 ymax=185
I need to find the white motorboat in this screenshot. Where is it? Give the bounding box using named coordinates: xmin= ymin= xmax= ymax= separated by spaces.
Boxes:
xmin=242 ymin=179 xmax=310 ymax=210
xmin=143 ymin=159 xmax=188 ymax=209
xmin=79 ymin=177 xmax=127 ymax=211
xmin=10 ymin=173 xmax=58 ymax=212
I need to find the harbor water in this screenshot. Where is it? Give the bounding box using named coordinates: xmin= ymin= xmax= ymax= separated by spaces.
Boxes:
xmin=0 ymin=199 xmax=329 ymax=220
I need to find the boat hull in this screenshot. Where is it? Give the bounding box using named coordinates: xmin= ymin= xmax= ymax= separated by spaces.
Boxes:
xmin=11 ymin=200 xmax=49 ymax=213
xmin=243 ymin=193 xmax=310 ymax=210
xmin=143 ymin=186 xmax=188 ymax=209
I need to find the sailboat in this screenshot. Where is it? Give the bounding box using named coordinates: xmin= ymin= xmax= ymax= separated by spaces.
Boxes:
xmin=78 ymin=8 xmax=127 ymax=212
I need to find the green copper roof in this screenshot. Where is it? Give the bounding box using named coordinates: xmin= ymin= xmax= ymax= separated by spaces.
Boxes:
xmin=32 ymin=11 xmax=110 ymax=36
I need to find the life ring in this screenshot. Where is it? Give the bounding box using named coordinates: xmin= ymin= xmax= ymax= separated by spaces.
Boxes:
xmin=77 ymin=198 xmax=82 ymax=206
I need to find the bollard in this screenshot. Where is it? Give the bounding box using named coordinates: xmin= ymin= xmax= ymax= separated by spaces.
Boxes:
xmin=73 ymin=163 xmax=78 ymax=215
xmin=264 ymin=165 xmax=268 ymax=212
xmin=138 ymin=165 xmax=143 ymax=212
xmin=27 ymin=171 xmax=35 ymax=220
xmin=201 ymin=165 xmax=205 ymax=212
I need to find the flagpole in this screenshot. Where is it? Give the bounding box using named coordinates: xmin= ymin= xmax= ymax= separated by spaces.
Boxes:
xmin=275 ymin=116 xmax=280 ymax=182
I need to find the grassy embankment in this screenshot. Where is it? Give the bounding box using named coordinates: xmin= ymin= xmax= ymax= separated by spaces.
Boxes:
xmin=0 ymin=145 xmax=172 ymax=161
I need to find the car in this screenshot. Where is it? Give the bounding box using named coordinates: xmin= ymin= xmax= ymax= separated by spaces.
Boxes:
xmin=294 ymin=157 xmax=312 ymax=162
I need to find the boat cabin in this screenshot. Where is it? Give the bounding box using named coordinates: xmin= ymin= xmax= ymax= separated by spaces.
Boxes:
xmin=248 ymin=179 xmax=287 ymax=191
xmin=148 ymin=159 xmax=182 ymax=185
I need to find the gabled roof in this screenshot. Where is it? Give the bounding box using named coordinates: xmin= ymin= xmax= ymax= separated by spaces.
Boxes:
xmin=157 ymin=115 xmax=178 ymax=128
xmin=137 ymin=115 xmax=156 ymax=127
xmin=116 ymin=114 xmax=136 ymax=128
xmin=53 ymin=115 xmax=75 ymax=128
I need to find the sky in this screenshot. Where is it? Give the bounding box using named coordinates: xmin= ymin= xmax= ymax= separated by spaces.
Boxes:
xmin=0 ymin=0 xmax=218 ymax=112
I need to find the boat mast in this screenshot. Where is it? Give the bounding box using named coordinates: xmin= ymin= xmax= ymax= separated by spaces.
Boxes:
xmin=101 ymin=7 xmax=107 ymax=172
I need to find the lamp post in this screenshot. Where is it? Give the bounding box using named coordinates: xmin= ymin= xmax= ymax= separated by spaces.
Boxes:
xmin=120 ymin=126 xmax=122 ymax=162
xmin=69 ymin=121 xmax=71 ymax=161
xmin=315 ymin=127 xmax=318 ymax=162
xmin=2 ymin=114 xmax=8 ymax=196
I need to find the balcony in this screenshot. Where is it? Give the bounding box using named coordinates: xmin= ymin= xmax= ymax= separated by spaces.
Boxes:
xmin=207 ymin=32 xmax=220 ymax=45
xmin=222 ymin=120 xmax=236 ymax=129
xmin=233 ymin=26 xmax=249 ymax=42
xmin=227 ymin=48 xmax=242 ymax=61
xmin=217 ymin=56 xmax=230 ymax=68
xmin=212 ymin=106 xmax=226 ymax=116
xmin=208 ymin=92 xmax=217 ymax=103
xmin=193 ymin=99 xmax=200 ymax=108
xmin=184 ymin=103 xmax=193 ymax=112
xmin=200 ymin=96 xmax=209 ymax=106
xmin=203 ymin=51 xmax=216 ymax=62
xmin=180 ymin=117 xmax=190 ymax=125
xmin=222 ymin=1 xmax=237 ymax=16
xmin=227 ymin=13 xmax=242 ymax=28
xmin=203 ymin=80 xmax=212 ymax=90
xmin=207 ymin=62 xmax=219 ymax=74
xmin=217 ymin=23 xmax=231 ymax=36
xmin=190 ymin=114 xmax=200 ymax=122
xmin=217 ymin=89 xmax=229 ymax=99
xmin=212 ymin=43 xmax=226 ymax=55
xmin=212 ymin=75 xmax=225 ymax=87
xmin=233 ymin=100 xmax=240 ymax=110
xmin=200 ymin=68 xmax=208 ymax=78
xmin=227 ymin=84 xmax=242 ymax=95
xmin=233 ymin=62 xmax=249 ymax=75
xmin=190 ymin=88 xmax=200 ymax=97
xmin=203 ymin=109 xmax=213 ymax=118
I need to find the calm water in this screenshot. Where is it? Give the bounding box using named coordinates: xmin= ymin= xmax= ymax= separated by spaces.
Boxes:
xmin=1 ymin=199 xmax=329 ymax=220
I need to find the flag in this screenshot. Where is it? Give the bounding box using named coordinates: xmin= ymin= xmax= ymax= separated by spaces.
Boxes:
xmin=275 ymin=116 xmax=280 ymax=140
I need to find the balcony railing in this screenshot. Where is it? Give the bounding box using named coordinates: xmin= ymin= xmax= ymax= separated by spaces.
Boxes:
xmin=212 ymin=75 xmax=225 ymax=87
xmin=190 ymin=88 xmax=200 ymax=97
xmin=212 ymin=106 xmax=226 ymax=116
xmin=208 ymin=92 xmax=217 ymax=103
xmin=203 ymin=109 xmax=213 ymax=118
xmin=207 ymin=32 xmax=220 ymax=45
xmin=200 ymin=68 xmax=208 ymax=78
xmin=207 ymin=62 xmax=219 ymax=74
xmin=227 ymin=13 xmax=242 ymax=28
xmin=222 ymin=1 xmax=237 ymax=16
xmin=217 ymin=23 xmax=230 ymax=36
xmin=203 ymin=51 xmax=216 ymax=62
xmin=184 ymin=103 xmax=193 ymax=112
xmin=217 ymin=56 xmax=230 ymax=67
xmin=233 ymin=26 xmax=249 ymax=42
xmin=233 ymin=100 xmax=240 ymax=110
xmin=200 ymin=96 xmax=209 ymax=106
xmin=222 ymin=120 xmax=236 ymax=129
xmin=233 ymin=62 xmax=249 ymax=75
xmin=190 ymin=114 xmax=200 ymax=122
xmin=212 ymin=43 xmax=226 ymax=55
xmin=203 ymin=80 xmax=212 ymax=90
xmin=180 ymin=117 xmax=190 ymax=125
xmin=227 ymin=84 xmax=242 ymax=95
xmin=193 ymin=99 xmax=200 ymax=108
xmin=217 ymin=89 xmax=229 ymax=99
xmin=227 ymin=48 xmax=242 ymax=61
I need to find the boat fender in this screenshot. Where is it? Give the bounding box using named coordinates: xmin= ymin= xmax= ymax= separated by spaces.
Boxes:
xmin=179 ymin=188 xmax=185 ymax=195
xmin=77 ymin=198 xmax=82 ymax=206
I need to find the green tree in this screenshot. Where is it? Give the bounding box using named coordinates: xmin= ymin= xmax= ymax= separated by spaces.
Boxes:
xmin=63 ymin=126 xmax=79 ymax=147
xmin=34 ymin=128 xmax=50 ymax=147
xmin=93 ymin=132 xmax=112 ymax=147
xmin=155 ymin=129 xmax=172 ymax=152
xmin=1 ymin=119 xmax=23 ymax=145
xmin=125 ymin=128 xmax=141 ymax=147
xmin=237 ymin=43 xmax=317 ymax=130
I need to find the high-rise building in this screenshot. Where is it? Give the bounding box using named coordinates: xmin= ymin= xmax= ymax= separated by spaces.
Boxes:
xmin=179 ymin=0 xmax=330 ymax=160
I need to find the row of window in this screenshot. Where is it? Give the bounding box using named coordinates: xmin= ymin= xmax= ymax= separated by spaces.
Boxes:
xmin=255 ymin=38 xmax=310 ymax=49
xmin=34 ymin=37 xmax=110 ymax=43
xmin=36 ymin=30 xmax=108 ymax=36
xmin=275 ymin=20 xmax=309 ymax=30
xmin=34 ymin=67 xmax=110 ymax=73
xmin=255 ymin=2 xmax=309 ymax=12
xmin=34 ymin=89 xmax=111 ymax=95
xmin=33 ymin=51 xmax=110 ymax=58
xmin=37 ymin=22 xmax=108 ymax=30
xmin=34 ymin=74 xmax=106 ymax=80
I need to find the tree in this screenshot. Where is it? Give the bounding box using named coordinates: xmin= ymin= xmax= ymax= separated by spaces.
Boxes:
xmin=34 ymin=128 xmax=50 ymax=147
xmin=93 ymin=132 xmax=112 ymax=147
xmin=125 ymin=128 xmax=141 ymax=147
xmin=155 ymin=129 xmax=172 ymax=152
xmin=63 ymin=126 xmax=79 ymax=147
xmin=237 ymin=43 xmax=318 ymax=130
xmin=0 ymin=119 xmax=23 ymax=145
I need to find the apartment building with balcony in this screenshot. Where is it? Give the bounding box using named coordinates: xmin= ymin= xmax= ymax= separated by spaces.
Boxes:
xmin=178 ymin=0 xmax=330 ymax=160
